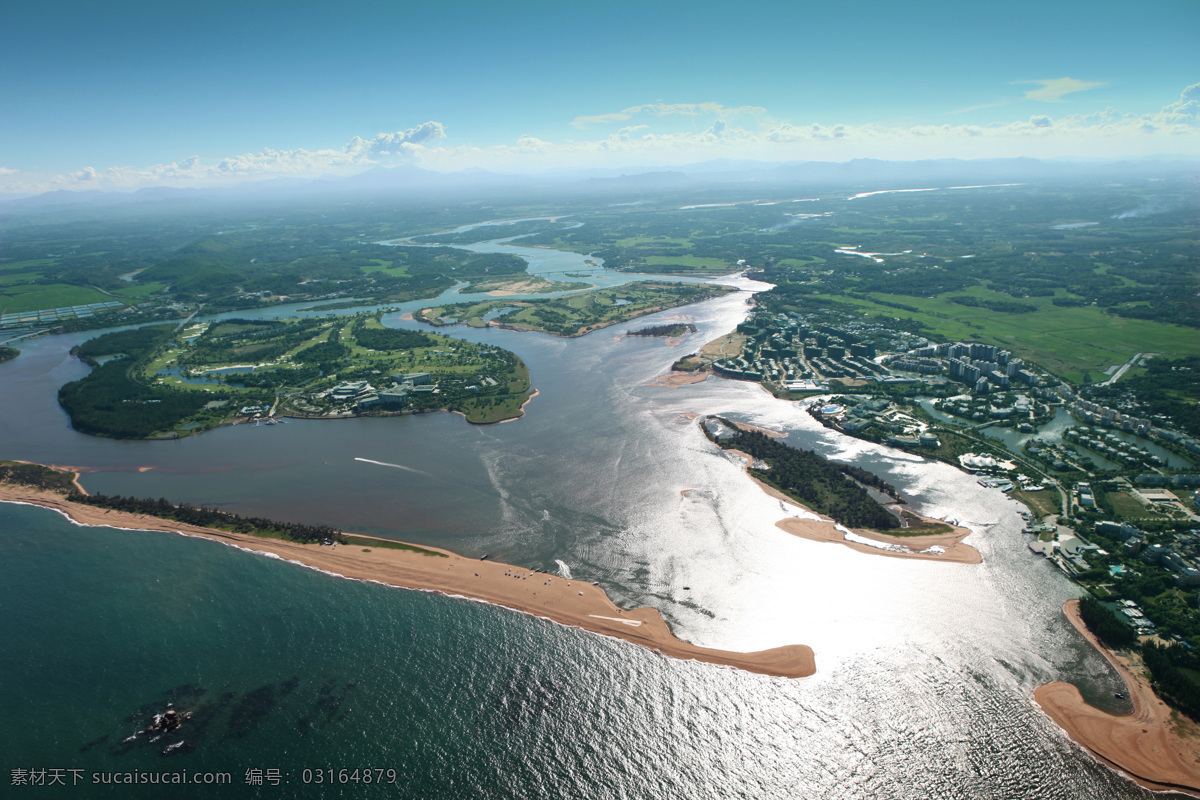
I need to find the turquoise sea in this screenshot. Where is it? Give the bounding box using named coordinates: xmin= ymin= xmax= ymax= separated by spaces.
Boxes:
xmin=0 ymin=262 xmax=1161 ymax=798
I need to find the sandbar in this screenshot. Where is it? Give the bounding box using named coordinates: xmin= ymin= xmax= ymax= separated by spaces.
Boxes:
xmin=648 ymin=371 xmax=710 ymax=387
xmin=727 ymin=420 xmax=789 ymax=438
xmin=0 ymin=482 xmax=815 ymax=680
xmin=1034 ymin=600 xmax=1200 ymax=796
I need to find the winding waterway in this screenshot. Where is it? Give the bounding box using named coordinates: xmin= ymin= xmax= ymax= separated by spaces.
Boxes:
xmin=0 ymin=231 xmax=1160 ymax=798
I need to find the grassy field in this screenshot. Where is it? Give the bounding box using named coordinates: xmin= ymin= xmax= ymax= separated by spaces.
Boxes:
xmin=806 ymin=290 xmax=1198 ymax=383
xmin=111 ymin=281 xmax=166 ymax=299
xmin=1106 ymin=490 xmax=1156 ymax=518
xmin=641 ymin=255 xmax=734 ymax=271
xmin=0 ymin=258 xmax=60 ymax=272
xmin=1010 ymin=488 xmax=1061 ymax=517
xmin=360 ymin=258 xmax=410 ymax=277
xmin=0 ymin=271 xmax=42 ymax=286
xmin=0 ymin=284 xmax=119 ymax=313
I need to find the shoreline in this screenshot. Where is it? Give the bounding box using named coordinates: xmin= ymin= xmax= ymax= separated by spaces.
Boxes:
xmin=1034 ymin=600 xmax=1200 ymax=796
xmin=0 ymin=483 xmax=815 ymax=680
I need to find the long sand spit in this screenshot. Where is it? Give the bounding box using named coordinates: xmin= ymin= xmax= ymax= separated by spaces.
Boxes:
xmin=1035 ymin=600 xmax=1200 ymax=796
xmin=0 ymin=483 xmax=815 ymax=680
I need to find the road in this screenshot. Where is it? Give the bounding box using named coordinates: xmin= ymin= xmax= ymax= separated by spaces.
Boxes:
xmin=1102 ymin=352 xmax=1144 ymax=386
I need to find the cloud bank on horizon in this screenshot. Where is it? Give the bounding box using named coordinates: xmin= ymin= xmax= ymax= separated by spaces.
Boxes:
xmin=3 ymin=81 xmax=1195 ymax=195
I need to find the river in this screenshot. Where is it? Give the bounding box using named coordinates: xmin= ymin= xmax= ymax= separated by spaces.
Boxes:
xmin=0 ymin=234 xmax=1158 ymax=798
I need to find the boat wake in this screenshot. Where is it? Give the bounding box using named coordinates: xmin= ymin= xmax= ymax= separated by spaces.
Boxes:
xmin=354 ymin=457 xmax=433 ymax=478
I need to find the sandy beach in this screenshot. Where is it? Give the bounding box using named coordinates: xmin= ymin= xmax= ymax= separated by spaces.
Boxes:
xmin=774 ymin=515 xmax=980 ymax=564
xmin=1034 ymin=600 xmax=1200 ymax=796
xmin=0 ymin=482 xmax=815 ymax=680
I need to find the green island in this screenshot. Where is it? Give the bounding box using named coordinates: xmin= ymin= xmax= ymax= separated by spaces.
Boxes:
xmin=57 ymin=311 xmax=535 ymax=438
xmin=700 ymin=416 xmax=924 ymax=533
xmin=0 ymin=346 xmax=18 ymax=363
xmin=457 ymin=274 xmax=590 ymax=295
xmin=627 ymin=323 xmax=697 ymax=337
xmin=415 ymin=281 xmax=734 ymax=337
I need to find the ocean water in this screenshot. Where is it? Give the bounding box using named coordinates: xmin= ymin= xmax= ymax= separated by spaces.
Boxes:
xmin=0 ymin=275 xmax=1160 ymax=798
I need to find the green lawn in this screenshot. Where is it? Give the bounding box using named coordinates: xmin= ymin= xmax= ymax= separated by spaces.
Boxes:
xmin=0 ymin=258 xmax=60 ymax=272
xmin=111 ymin=281 xmax=166 ymax=298
xmin=360 ymin=259 xmax=410 ymax=277
xmin=0 ymin=272 xmax=42 ymax=285
xmin=0 ymin=284 xmax=119 ymax=313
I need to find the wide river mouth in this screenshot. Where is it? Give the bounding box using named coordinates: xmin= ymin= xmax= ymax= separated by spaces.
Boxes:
xmin=0 ymin=227 xmax=1151 ymax=798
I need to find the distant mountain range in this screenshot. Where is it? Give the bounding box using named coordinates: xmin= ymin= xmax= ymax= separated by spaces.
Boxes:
xmin=3 ymin=156 xmax=1196 ymax=214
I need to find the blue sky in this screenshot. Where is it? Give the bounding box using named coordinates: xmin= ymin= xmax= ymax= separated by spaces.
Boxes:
xmin=1 ymin=0 xmax=1196 ymax=192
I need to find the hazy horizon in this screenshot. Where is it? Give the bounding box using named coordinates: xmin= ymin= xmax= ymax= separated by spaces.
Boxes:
xmin=2 ymin=0 xmax=1196 ymax=196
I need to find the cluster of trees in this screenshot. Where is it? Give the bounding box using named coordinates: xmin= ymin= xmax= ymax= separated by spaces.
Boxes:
xmin=66 ymin=491 xmax=346 ymax=544
xmin=1078 ymin=595 xmax=1138 ymax=649
xmin=708 ymin=422 xmax=900 ymax=530
xmin=947 ymin=295 xmax=1037 ymax=314
xmin=1142 ymin=641 xmax=1200 ymax=720
xmin=350 ymin=323 xmax=433 ymax=351
xmin=839 ymin=463 xmax=903 ymax=502
xmin=73 ymin=325 xmax=174 ymax=364
xmin=0 ymin=346 xmax=18 ymax=363
xmin=0 ymin=461 xmax=78 ymax=493
xmin=292 ymin=341 xmax=349 ymax=365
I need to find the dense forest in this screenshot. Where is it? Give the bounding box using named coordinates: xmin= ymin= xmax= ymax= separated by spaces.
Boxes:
xmin=60 ymin=323 xmax=260 ymax=438
xmin=66 ymin=491 xmax=346 ymax=545
xmin=706 ymin=420 xmax=900 ymax=530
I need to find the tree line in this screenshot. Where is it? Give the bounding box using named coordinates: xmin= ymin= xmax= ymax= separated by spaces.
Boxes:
xmin=66 ymin=491 xmax=346 ymax=545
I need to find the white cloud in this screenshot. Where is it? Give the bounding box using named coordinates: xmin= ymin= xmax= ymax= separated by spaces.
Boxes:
xmin=3 ymin=87 xmax=1198 ymax=196
xmin=1160 ymin=82 xmax=1200 ymax=123
xmin=571 ymin=102 xmax=766 ymax=128
xmin=12 ymin=123 xmax=448 ymax=192
xmin=1016 ymin=77 xmax=1106 ymax=103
